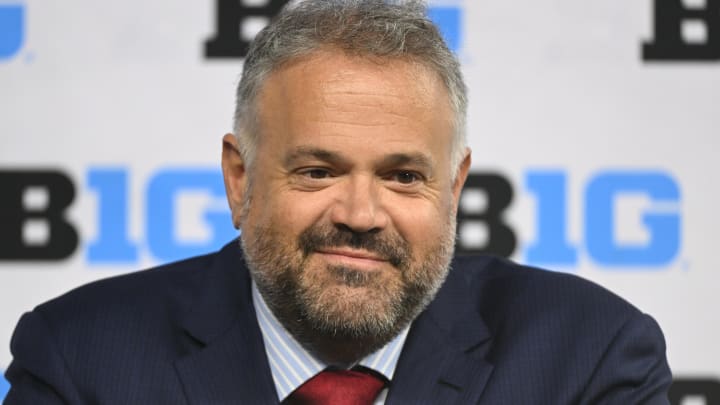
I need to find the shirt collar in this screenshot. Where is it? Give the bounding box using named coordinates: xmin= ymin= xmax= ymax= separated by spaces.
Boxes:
xmin=252 ymin=282 xmax=410 ymax=401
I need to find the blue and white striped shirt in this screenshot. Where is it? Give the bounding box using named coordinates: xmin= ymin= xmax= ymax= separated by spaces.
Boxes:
xmin=252 ymin=282 xmax=410 ymax=404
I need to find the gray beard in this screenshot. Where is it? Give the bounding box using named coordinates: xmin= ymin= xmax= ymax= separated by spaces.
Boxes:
xmin=241 ymin=220 xmax=456 ymax=364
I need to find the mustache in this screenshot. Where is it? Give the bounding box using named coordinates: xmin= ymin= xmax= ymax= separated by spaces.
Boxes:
xmin=298 ymin=225 xmax=410 ymax=269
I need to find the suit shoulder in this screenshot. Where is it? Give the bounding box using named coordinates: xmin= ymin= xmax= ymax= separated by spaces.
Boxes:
xmin=32 ymin=251 xmax=218 ymax=329
xmin=451 ymin=255 xmax=642 ymax=330
xmin=441 ymin=257 xmax=671 ymax=403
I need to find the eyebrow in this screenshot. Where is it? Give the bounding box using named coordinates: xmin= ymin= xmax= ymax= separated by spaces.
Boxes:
xmin=378 ymin=153 xmax=435 ymax=174
xmin=284 ymin=146 xmax=435 ymax=174
xmin=284 ymin=147 xmax=349 ymax=167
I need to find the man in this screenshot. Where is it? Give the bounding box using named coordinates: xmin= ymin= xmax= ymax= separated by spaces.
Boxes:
xmin=4 ymin=1 xmax=671 ymax=404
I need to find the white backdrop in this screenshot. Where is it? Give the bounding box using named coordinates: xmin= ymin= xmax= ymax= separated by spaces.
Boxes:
xmin=1 ymin=0 xmax=718 ymax=401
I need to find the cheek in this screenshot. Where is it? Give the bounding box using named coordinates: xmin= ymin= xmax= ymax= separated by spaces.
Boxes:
xmin=388 ymin=200 xmax=450 ymax=250
xmin=249 ymin=189 xmax=331 ymax=235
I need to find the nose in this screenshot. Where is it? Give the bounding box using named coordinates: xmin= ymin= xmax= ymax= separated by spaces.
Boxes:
xmin=329 ymin=175 xmax=389 ymax=233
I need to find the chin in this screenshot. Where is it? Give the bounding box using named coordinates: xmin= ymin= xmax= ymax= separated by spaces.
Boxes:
xmin=298 ymin=271 xmax=406 ymax=337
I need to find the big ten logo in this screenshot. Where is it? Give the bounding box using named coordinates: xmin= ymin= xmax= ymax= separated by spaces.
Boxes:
xmin=0 ymin=2 xmax=25 ymax=61
xmin=456 ymin=171 xmax=682 ymax=268
xmin=205 ymin=0 xmax=463 ymax=59
xmin=0 ymin=167 xmax=681 ymax=269
xmin=0 ymin=168 xmax=236 ymax=264
xmin=0 ymin=373 xmax=8 ymax=402
xmin=426 ymin=1 xmax=463 ymax=53
xmin=644 ymin=0 xmax=720 ymax=61
xmin=669 ymin=378 xmax=720 ymax=405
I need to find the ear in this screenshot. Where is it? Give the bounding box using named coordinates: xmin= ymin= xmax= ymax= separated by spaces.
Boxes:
xmin=221 ymin=133 xmax=247 ymax=229
xmin=451 ymin=148 xmax=472 ymax=211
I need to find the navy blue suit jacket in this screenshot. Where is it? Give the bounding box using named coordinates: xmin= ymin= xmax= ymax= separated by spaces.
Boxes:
xmin=4 ymin=241 xmax=671 ymax=404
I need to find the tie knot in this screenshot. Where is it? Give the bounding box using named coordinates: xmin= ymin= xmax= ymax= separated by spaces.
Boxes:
xmin=283 ymin=367 xmax=388 ymax=405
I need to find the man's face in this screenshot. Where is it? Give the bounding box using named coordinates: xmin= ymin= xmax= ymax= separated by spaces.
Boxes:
xmin=223 ymin=50 xmax=470 ymax=343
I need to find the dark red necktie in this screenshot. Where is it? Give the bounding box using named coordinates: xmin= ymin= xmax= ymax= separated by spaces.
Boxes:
xmin=283 ymin=367 xmax=388 ymax=405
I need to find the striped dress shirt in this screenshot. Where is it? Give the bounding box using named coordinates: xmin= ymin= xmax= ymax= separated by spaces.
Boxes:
xmin=252 ymin=283 xmax=410 ymax=404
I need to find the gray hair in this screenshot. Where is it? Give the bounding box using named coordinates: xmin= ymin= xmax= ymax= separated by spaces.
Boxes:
xmin=233 ymin=0 xmax=467 ymax=175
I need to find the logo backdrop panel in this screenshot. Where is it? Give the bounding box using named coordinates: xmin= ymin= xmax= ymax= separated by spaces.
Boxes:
xmin=1 ymin=0 xmax=718 ymax=401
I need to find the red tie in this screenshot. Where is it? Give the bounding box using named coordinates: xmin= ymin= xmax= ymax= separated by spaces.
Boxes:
xmin=283 ymin=367 xmax=388 ymax=405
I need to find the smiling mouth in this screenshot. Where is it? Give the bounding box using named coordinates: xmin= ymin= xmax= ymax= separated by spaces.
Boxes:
xmin=314 ymin=248 xmax=388 ymax=271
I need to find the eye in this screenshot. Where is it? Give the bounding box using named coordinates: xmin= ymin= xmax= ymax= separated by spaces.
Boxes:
xmin=300 ymin=168 xmax=332 ymax=179
xmin=390 ymin=171 xmax=422 ymax=185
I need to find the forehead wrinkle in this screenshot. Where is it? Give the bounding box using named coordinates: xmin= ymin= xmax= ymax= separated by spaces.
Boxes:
xmin=323 ymin=87 xmax=405 ymax=100
xmin=323 ymin=97 xmax=412 ymax=119
xmin=320 ymin=91 xmax=428 ymax=128
xmin=321 ymin=80 xmax=428 ymax=110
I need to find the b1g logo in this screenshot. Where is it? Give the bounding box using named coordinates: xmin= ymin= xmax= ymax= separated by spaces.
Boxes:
xmin=426 ymin=1 xmax=463 ymax=53
xmin=0 ymin=374 xmax=9 ymax=402
xmin=0 ymin=3 xmax=24 ymax=61
xmin=205 ymin=0 xmax=463 ymax=58
xmin=669 ymin=379 xmax=720 ymax=405
xmin=0 ymin=167 xmax=681 ymax=270
xmin=0 ymin=169 xmax=236 ymax=263
xmin=644 ymin=0 xmax=720 ymax=61
xmin=456 ymin=172 xmax=681 ymax=268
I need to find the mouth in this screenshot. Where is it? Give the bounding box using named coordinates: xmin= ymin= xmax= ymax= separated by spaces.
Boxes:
xmin=314 ymin=247 xmax=388 ymax=271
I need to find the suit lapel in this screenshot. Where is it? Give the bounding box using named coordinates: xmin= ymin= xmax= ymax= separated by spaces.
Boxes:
xmin=170 ymin=243 xmax=495 ymax=404
xmin=386 ymin=259 xmax=495 ymax=404
xmin=173 ymin=242 xmax=278 ymax=404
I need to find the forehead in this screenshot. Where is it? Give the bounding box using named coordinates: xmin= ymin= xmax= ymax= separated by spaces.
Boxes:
xmin=255 ymin=49 xmax=455 ymax=161
xmin=278 ymin=51 xmax=436 ymax=93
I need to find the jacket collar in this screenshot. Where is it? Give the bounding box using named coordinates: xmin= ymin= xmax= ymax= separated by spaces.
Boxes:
xmin=173 ymin=240 xmax=279 ymax=404
xmin=173 ymin=242 xmax=495 ymax=404
xmin=386 ymin=256 xmax=495 ymax=404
